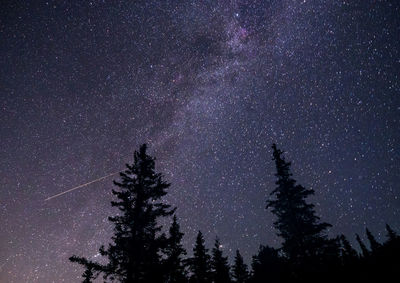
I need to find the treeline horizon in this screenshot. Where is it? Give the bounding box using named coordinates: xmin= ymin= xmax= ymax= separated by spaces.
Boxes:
xmin=69 ymin=143 xmax=400 ymax=283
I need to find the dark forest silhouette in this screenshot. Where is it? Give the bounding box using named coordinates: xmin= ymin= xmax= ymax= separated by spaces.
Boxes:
xmin=70 ymin=144 xmax=400 ymax=282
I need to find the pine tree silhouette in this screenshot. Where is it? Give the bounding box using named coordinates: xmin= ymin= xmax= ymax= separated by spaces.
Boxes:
xmin=356 ymin=234 xmax=370 ymax=258
xmin=266 ymin=144 xmax=332 ymax=263
xmin=251 ymin=245 xmax=284 ymax=282
xmin=189 ymin=231 xmax=212 ymax=283
xmin=63 ymin=142 xmax=400 ymax=283
xmin=339 ymin=234 xmax=358 ymax=260
xmin=366 ymin=228 xmax=381 ymax=252
xmin=385 ymin=224 xmax=398 ymax=242
xmin=211 ymin=237 xmax=231 ymax=283
xmin=69 ymin=256 xmax=101 ymax=283
xmin=70 ymin=144 xmax=174 ymax=282
xmin=232 ymin=250 xmax=248 ymax=283
xmin=164 ymin=215 xmax=187 ymax=283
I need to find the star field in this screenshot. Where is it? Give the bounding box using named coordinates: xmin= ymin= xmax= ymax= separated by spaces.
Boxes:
xmin=1 ymin=1 xmax=399 ymax=282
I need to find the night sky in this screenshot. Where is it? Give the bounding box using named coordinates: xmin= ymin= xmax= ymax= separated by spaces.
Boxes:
xmin=1 ymin=1 xmax=399 ymax=282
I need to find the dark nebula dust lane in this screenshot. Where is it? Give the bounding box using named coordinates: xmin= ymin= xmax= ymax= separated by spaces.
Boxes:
xmin=1 ymin=1 xmax=399 ymax=282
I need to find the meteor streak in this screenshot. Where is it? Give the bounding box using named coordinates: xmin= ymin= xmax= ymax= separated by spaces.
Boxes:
xmin=44 ymin=170 xmax=122 ymax=201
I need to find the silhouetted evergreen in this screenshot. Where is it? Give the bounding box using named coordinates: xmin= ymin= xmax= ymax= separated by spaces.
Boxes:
xmin=70 ymin=144 xmax=174 ymax=282
xmin=366 ymin=228 xmax=381 ymax=252
xmin=164 ymin=215 xmax=187 ymax=283
xmin=66 ymin=142 xmax=400 ymax=283
xmin=69 ymin=256 xmax=102 ymax=283
xmin=339 ymin=234 xmax=358 ymax=262
xmin=81 ymin=267 xmax=94 ymax=283
xmin=380 ymin=224 xmax=400 ymax=278
xmin=356 ymin=233 xmax=370 ymax=258
xmin=211 ymin=237 xmax=231 ymax=283
xmin=351 ymin=225 xmax=400 ymax=282
xmin=232 ymin=250 xmax=249 ymax=283
xmin=266 ymin=144 xmax=334 ymax=265
xmin=385 ymin=224 xmax=398 ymax=242
xmin=250 ymin=245 xmax=285 ymax=283
xmin=189 ymin=231 xmax=212 ymax=283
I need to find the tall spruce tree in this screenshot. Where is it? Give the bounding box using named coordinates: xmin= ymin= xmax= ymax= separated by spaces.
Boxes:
xmin=211 ymin=238 xmax=231 ymax=283
xmin=339 ymin=235 xmax=358 ymax=259
xmin=356 ymin=234 xmax=370 ymax=258
xmin=189 ymin=231 xmax=212 ymax=283
xmin=339 ymin=235 xmax=358 ymax=265
xmin=250 ymin=245 xmax=284 ymax=282
xmin=164 ymin=215 xmax=187 ymax=283
xmin=266 ymin=144 xmax=332 ymax=263
xmin=81 ymin=267 xmax=94 ymax=283
xmin=232 ymin=250 xmax=248 ymax=283
xmin=69 ymin=256 xmax=102 ymax=283
xmin=366 ymin=228 xmax=381 ymax=252
xmin=70 ymin=144 xmax=174 ymax=282
xmin=385 ymin=224 xmax=398 ymax=242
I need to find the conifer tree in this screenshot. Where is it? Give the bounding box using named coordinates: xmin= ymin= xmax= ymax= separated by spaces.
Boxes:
xmin=366 ymin=228 xmax=381 ymax=252
xmin=211 ymin=238 xmax=231 ymax=283
xmin=69 ymin=256 xmax=101 ymax=283
xmin=339 ymin=235 xmax=358 ymax=259
xmin=266 ymin=144 xmax=332 ymax=263
xmin=356 ymin=234 xmax=370 ymax=258
xmin=385 ymin=224 xmax=398 ymax=242
xmin=251 ymin=245 xmax=283 ymax=282
xmin=81 ymin=265 xmax=95 ymax=283
xmin=232 ymin=250 xmax=248 ymax=283
xmin=70 ymin=144 xmax=174 ymax=282
xmin=164 ymin=215 xmax=187 ymax=283
xmin=189 ymin=231 xmax=212 ymax=283
xmin=339 ymin=235 xmax=358 ymax=265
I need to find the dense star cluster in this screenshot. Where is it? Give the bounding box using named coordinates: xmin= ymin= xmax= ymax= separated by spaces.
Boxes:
xmin=0 ymin=1 xmax=399 ymax=282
